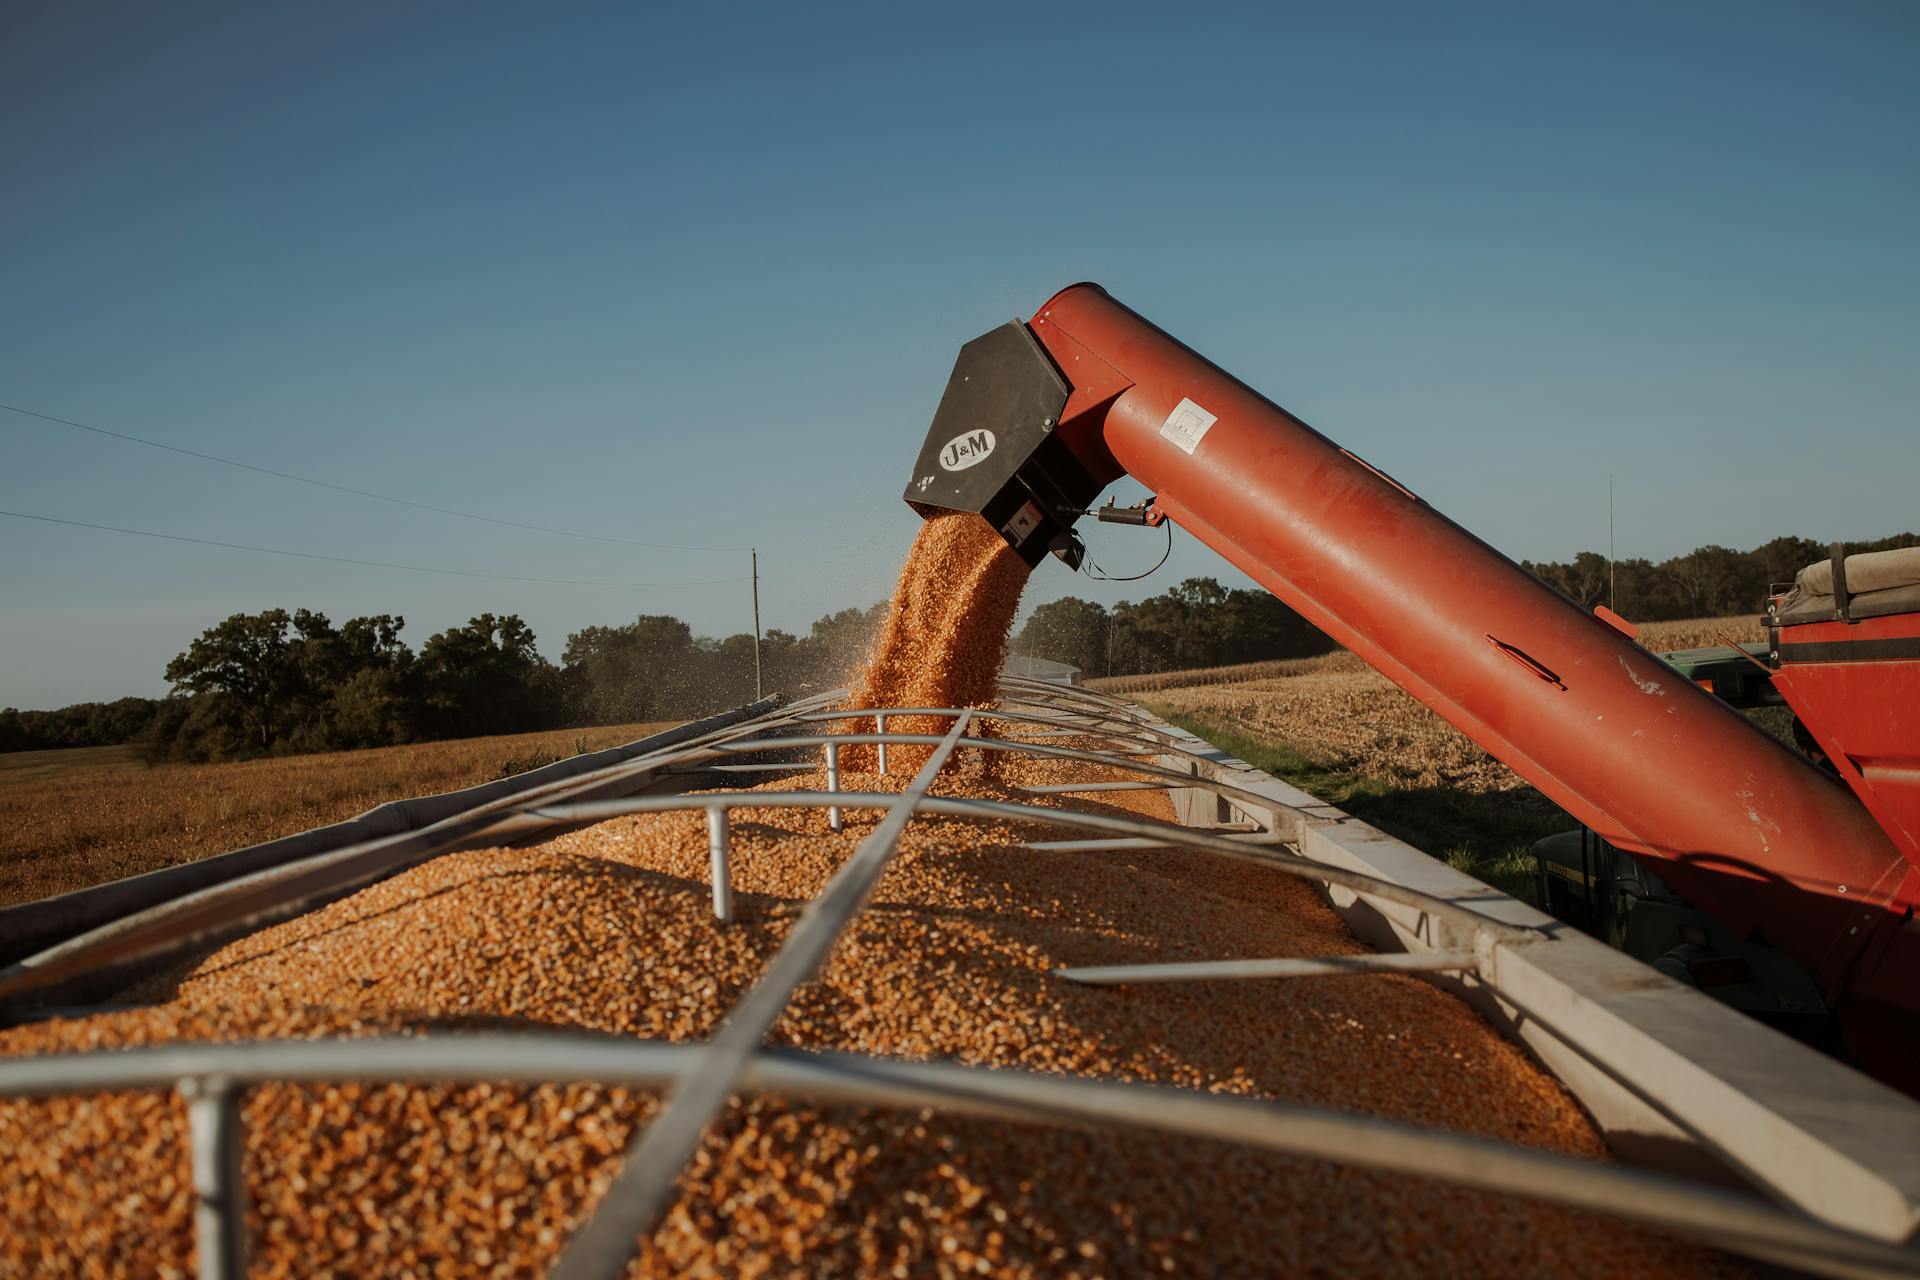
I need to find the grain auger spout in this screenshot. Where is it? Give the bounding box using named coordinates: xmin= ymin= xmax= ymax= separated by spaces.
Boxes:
xmin=903 ymin=282 xmax=1920 ymax=1093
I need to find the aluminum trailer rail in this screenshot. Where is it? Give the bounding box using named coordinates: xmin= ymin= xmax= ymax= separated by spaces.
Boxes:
xmin=2 ymin=679 xmax=1917 ymax=1278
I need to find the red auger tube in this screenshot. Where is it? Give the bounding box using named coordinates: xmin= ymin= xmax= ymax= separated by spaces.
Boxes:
xmin=1028 ymin=284 xmax=1917 ymax=1090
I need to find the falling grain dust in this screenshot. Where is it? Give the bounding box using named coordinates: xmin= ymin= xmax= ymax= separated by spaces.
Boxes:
xmin=845 ymin=512 xmax=1033 ymax=769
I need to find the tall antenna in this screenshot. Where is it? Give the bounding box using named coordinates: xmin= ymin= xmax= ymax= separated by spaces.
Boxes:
xmin=751 ymin=549 xmax=763 ymax=700
xmin=1608 ymin=473 xmax=1616 ymax=612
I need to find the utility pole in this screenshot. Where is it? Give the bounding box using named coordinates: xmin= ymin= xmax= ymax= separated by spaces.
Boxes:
xmin=1608 ymin=474 xmax=1616 ymax=612
xmin=751 ymin=549 xmax=763 ymax=700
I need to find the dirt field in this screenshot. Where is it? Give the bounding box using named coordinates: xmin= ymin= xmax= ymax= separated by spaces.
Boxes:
xmin=0 ymin=722 xmax=675 ymax=909
xmin=1094 ymin=618 xmax=1771 ymax=902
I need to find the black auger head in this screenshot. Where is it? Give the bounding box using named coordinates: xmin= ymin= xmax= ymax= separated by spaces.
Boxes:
xmin=902 ymin=321 xmax=1106 ymax=569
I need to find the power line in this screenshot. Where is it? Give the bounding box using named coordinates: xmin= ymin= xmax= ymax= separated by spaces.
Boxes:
xmin=0 ymin=400 xmax=742 ymax=553
xmin=0 ymin=509 xmax=739 ymax=589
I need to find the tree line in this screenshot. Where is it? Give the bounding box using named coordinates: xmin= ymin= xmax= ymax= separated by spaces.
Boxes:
xmin=3 ymin=574 xmax=1327 ymax=760
xmin=1008 ymin=533 xmax=1915 ymax=678
xmin=1010 ymin=578 xmax=1334 ymax=677
xmin=3 ymin=529 xmax=1912 ymax=761
xmin=1521 ymin=532 xmax=1917 ymax=620
xmin=0 ymin=603 xmax=888 ymax=762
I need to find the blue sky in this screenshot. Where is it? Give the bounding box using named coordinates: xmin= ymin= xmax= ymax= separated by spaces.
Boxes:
xmin=2 ymin=1 xmax=1915 ymax=710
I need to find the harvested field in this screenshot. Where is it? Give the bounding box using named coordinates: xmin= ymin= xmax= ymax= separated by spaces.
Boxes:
xmin=1088 ymin=617 xmax=1768 ymax=699
xmin=1107 ymin=618 xmax=1771 ymax=902
xmin=1125 ymin=615 xmax=1769 ymax=789
xmin=1634 ymin=615 xmax=1770 ymax=653
xmin=0 ymin=722 xmax=675 ymax=909
xmin=1088 ymin=652 xmax=1361 ymax=697
xmin=0 ymin=739 xmax=1738 ymax=1277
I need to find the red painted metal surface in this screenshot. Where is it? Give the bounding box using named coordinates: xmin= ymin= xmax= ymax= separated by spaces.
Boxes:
xmin=1767 ymin=611 xmax=1920 ymax=1078
xmin=1774 ymin=612 xmax=1920 ymax=871
xmin=1027 ymin=283 xmax=1918 ymax=1089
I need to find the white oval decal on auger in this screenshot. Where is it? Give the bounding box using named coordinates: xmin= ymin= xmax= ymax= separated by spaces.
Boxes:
xmin=938 ymin=429 xmax=996 ymax=471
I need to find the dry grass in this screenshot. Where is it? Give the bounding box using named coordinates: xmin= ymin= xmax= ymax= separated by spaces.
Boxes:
xmin=1634 ymin=615 xmax=1768 ymax=652
xmin=0 ymin=722 xmax=675 ymax=909
xmin=1088 ymin=652 xmax=1361 ymax=695
xmin=1127 ymin=618 xmax=1769 ymax=903
xmin=1092 ymin=617 xmax=1768 ymax=699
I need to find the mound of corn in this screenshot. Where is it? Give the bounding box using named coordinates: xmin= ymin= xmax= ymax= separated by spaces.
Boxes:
xmin=0 ymin=750 xmax=1741 ymax=1278
xmin=0 ymin=514 xmax=1741 ymax=1276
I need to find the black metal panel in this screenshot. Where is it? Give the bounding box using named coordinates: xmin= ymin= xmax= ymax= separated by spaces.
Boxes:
xmin=903 ymin=322 xmax=1092 ymax=566
xmin=1777 ymin=637 xmax=1920 ymax=664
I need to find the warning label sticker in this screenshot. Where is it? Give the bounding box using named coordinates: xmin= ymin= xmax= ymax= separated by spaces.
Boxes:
xmin=1158 ymin=398 xmax=1217 ymax=455
xmin=1000 ymin=500 xmax=1044 ymax=546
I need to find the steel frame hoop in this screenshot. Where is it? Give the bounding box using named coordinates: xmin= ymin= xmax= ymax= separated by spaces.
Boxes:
xmin=996 ymin=675 xmax=1164 ymax=718
xmin=791 ymin=701 xmax=1188 ymax=756
xmin=0 ymin=1039 xmax=1907 ymax=1280
xmin=14 ymin=682 xmax=1895 ymax=1278
xmin=0 ymin=726 xmax=1087 ymax=1005
xmin=0 ymin=694 xmax=1222 ymax=1008
xmin=546 ymin=712 xmax=979 ymax=1279
xmin=0 ymin=705 xmax=816 ymax=1002
xmin=525 ymin=789 xmax=1526 ymax=944
xmin=703 ymin=729 xmax=1311 ymax=825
